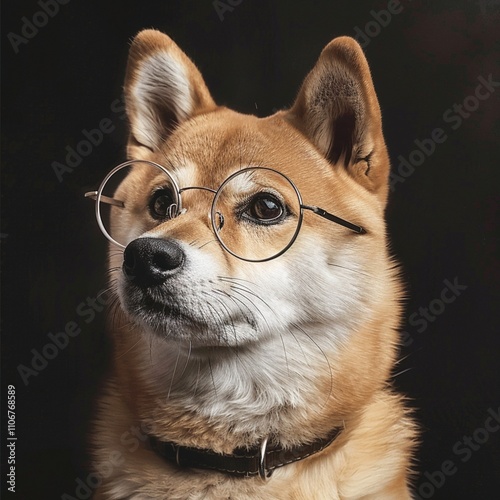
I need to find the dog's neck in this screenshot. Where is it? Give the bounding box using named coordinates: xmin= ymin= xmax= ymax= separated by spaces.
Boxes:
xmin=117 ymin=323 xmax=350 ymax=454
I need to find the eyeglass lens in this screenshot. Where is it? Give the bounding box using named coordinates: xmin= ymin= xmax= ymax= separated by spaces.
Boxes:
xmin=211 ymin=168 xmax=302 ymax=261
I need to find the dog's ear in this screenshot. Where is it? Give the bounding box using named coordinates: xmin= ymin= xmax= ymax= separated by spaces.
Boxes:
xmin=124 ymin=29 xmax=216 ymax=153
xmin=285 ymin=37 xmax=390 ymax=204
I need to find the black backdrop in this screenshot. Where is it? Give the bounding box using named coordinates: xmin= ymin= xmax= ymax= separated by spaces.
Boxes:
xmin=2 ymin=1 xmax=499 ymax=498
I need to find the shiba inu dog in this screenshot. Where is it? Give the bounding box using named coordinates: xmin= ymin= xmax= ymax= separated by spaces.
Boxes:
xmin=88 ymin=29 xmax=416 ymax=499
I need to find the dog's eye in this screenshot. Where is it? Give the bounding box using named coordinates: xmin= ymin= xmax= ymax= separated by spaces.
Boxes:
xmin=149 ymin=189 xmax=176 ymax=220
xmin=243 ymin=193 xmax=286 ymax=224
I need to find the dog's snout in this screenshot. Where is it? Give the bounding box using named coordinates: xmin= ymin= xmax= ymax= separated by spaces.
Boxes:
xmin=123 ymin=237 xmax=185 ymax=285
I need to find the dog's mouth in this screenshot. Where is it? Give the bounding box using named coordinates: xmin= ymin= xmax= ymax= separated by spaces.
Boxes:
xmin=137 ymin=293 xmax=197 ymax=326
xmin=119 ymin=280 xmax=259 ymax=347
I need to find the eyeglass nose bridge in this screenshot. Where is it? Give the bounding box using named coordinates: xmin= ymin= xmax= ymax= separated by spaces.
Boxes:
xmin=179 ymin=186 xmax=217 ymax=195
xmin=177 ymin=185 xmax=220 ymax=226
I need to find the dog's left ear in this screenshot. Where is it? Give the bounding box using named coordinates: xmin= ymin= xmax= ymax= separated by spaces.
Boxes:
xmin=285 ymin=37 xmax=390 ymax=204
xmin=124 ymin=29 xmax=216 ymax=154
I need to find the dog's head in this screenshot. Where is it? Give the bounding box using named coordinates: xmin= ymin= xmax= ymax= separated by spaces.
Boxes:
xmin=103 ymin=30 xmax=400 ymax=427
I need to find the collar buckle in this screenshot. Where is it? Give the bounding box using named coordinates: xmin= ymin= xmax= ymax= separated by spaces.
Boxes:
xmin=258 ymin=436 xmax=272 ymax=480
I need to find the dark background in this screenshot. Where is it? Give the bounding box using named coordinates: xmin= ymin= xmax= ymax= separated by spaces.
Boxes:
xmin=2 ymin=0 xmax=499 ymax=498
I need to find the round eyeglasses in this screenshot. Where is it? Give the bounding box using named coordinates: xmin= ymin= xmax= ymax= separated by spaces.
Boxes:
xmin=85 ymin=160 xmax=365 ymax=262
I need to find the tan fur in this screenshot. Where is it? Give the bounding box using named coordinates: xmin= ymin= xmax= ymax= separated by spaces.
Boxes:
xmin=91 ymin=29 xmax=417 ymax=499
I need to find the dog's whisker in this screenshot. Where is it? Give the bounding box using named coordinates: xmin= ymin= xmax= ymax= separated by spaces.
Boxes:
xmin=394 ymin=351 xmax=414 ymax=365
xmin=96 ymin=286 xmax=115 ymax=302
xmin=292 ymin=323 xmax=334 ymax=409
xmin=106 ymin=294 xmax=124 ymax=329
xmin=207 ymin=357 xmax=218 ymax=398
xmin=197 ymin=239 xmax=219 ymax=251
xmin=191 ymin=358 xmax=202 ymax=398
xmin=392 ymin=367 xmax=414 ymax=379
xmin=287 ymin=328 xmax=313 ymax=372
xmin=279 ymin=332 xmax=291 ymax=378
xmin=167 ymin=342 xmax=183 ymax=400
xmin=114 ymin=335 xmax=143 ymax=360
xmin=327 ymin=263 xmax=372 ymax=277
xmin=179 ymin=340 xmax=193 ymax=379
xmin=217 ymin=276 xmax=256 ymax=286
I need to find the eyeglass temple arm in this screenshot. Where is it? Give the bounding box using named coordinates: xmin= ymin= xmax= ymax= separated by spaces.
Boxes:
xmin=302 ymin=205 xmax=366 ymax=234
xmin=84 ymin=191 xmax=125 ymax=208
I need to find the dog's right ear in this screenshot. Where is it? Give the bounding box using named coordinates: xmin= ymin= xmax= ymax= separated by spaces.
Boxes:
xmin=124 ymin=29 xmax=216 ymax=154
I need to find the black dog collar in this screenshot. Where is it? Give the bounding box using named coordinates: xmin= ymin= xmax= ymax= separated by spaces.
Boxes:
xmin=148 ymin=428 xmax=341 ymax=480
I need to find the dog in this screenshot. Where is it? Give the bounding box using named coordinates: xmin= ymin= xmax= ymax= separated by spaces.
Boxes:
xmin=89 ymin=29 xmax=416 ymax=499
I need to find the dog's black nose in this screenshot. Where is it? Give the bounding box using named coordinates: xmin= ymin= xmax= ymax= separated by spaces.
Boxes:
xmin=123 ymin=237 xmax=185 ymax=286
